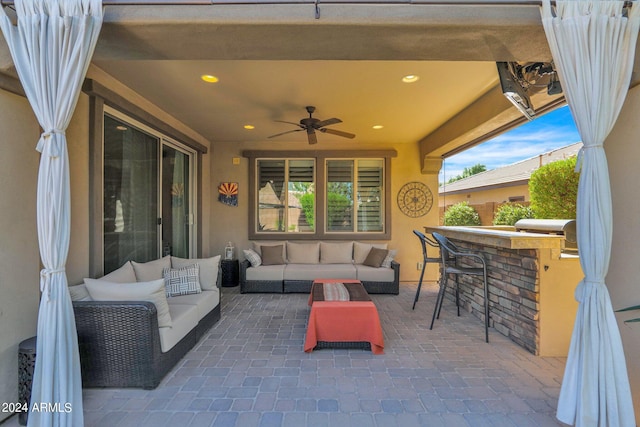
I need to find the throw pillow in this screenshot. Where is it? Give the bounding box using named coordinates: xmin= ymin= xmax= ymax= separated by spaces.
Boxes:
xmin=243 ymin=248 xmax=262 ymax=267
xmin=286 ymin=241 xmax=320 ymax=264
xmin=353 ymin=242 xmax=388 ymax=264
xmin=68 ymin=284 xmax=92 ymax=301
xmin=84 ymin=278 xmax=172 ymax=328
xmin=320 ymin=241 xmax=353 ymax=264
xmin=171 ymin=255 xmax=220 ymax=290
xmin=363 ymin=247 xmax=389 ymax=268
xmin=261 ymin=244 xmax=285 ymax=265
xmin=163 ymin=264 xmax=201 ymax=297
xmin=381 ymin=249 xmax=397 ymax=268
xmin=131 ymin=256 xmax=171 ymax=282
xmin=253 ymin=241 xmax=287 ymax=261
xmin=101 ymin=261 xmax=137 ymax=283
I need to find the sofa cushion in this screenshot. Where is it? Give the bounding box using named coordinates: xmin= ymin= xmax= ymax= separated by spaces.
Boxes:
xmin=320 ymin=242 xmax=353 ymax=264
xmin=167 ymin=289 xmax=219 ymax=321
xmin=68 ymin=284 xmax=92 ymax=301
xmin=355 ymin=264 xmax=395 ymax=283
xmin=84 ymin=278 xmax=172 ymax=328
xmin=261 ymin=244 xmax=286 ymax=265
xmin=132 ymin=256 xmax=171 ymax=282
xmin=283 ymin=264 xmax=357 ymax=281
xmin=287 ymin=241 xmax=320 ymax=264
xmin=246 ymin=265 xmax=285 ymax=281
xmin=171 ymin=255 xmax=220 ymax=290
xmin=101 ymin=261 xmax=137 ymax=283
xmin=354 ymin=242 xmax=388 ymax=264
xmin=363 ymin=247 xmax=389 ymax=268
xmin=243 ymin=249 xmax=262 ymax=267
xmin=163 ymin=264 xmax=201 ymax=297
xmin=158 ymin=304 xmax=198 ymax=352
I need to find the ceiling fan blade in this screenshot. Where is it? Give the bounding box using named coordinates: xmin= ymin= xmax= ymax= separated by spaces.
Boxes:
xmin=315 ymin=118 xmax=342 ymax=128
xmin=274 ymin=120 xmax=304 ymax=128
xmin=268 ymin=129 xmax=303 ymax=138
xmin=307 ymin=129 xmax=318 ymax=145
xmin=320 ymin=128 xmax=356 ymax=139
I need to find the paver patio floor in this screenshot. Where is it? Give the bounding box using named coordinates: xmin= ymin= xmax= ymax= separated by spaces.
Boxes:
xmin=2 ymin=282 xmax=567 ymax=426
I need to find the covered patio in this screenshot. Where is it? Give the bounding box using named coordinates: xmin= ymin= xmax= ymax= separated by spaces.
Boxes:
xmin=3 ymin=283 xmax=565 ymax=427
xmin=1 ymin=0 xmax=640 ymax=426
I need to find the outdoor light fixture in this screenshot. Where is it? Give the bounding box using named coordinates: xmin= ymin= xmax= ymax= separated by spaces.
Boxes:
xmin=496 ymin=61 xmax=563 ymax=121
xmin=497 ymin=62 xmax=535 ymax=120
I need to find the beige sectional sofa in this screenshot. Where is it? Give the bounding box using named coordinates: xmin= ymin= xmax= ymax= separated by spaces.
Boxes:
xmin=240 ymin=241 xmax=400 ymax=294
xmin=70 ymin=255 xmax=221 ymax=389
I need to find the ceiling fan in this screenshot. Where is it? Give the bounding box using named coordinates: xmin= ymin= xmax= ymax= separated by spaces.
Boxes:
xmin=268 ymin=106 xmax=356 ymax=145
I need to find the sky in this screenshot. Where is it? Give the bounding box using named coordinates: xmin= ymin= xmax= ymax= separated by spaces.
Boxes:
xmin=439 ymin=105 xmax=581 ymax=183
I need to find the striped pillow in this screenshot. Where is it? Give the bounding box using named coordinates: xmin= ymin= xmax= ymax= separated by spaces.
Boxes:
xmin=162 ymin=264 xmax=201 ymax=297
xmin=243 ymin=248 xmax=262 ymax=267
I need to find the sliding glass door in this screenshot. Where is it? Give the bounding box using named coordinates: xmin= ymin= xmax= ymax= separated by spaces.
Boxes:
xmin=103 ymin=111 xmax=195 ymax=273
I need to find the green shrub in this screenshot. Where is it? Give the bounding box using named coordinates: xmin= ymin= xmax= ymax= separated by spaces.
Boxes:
xmin=493 ymin=203 xmax=534 ymax=226
xmin=443 ymin=202 xmax=481 ymax=226
xmin=299 ymin=193 xmax=315 ymax=227
xmin=529 ymin=156 xmax=579 ymax=219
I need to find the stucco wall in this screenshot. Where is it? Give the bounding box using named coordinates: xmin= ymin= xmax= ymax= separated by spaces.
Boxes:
xmin=607 ymin=83 xmax=640 ymax=423
xmin=209 ymin=141 xmax=441 ymax=284
xmin=440 ymin=183 xmax=529 ymax=207
xmin=0 ymin=88 xmax=40 ymax=422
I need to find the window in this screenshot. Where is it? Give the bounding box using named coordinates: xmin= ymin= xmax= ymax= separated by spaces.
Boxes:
xmin=257 ymin=159 xmax=315 ymax=233
xmin=246 ymin=150 xmax=394 ymax=240
xmin=326 ymin=159 xmax=384 ymax=233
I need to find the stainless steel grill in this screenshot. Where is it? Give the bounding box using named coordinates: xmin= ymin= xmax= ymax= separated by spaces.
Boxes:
xmin=514 ymin=219 xmax=577 ymax=253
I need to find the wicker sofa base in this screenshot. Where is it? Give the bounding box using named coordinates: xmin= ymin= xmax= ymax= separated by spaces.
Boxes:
xmin=74 ymin=300 xmax=220 ymax=389
xmin=240 ymin=260 xmax=400 ymax=295
xmin=240 ymin=280 xmax=283 ymax=293
xmin=196 ymin=304 xmax=221 ymax=340
xmin=283 ymin=280 xmax=399 ymax=295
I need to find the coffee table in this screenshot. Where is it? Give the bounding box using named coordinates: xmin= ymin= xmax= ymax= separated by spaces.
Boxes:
xmin=304 ymin=279 xmax=384 ymax=354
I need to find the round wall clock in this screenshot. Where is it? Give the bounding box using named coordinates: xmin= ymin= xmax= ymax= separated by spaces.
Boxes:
xmin=397 ymin=181 xmax=434 ymax=218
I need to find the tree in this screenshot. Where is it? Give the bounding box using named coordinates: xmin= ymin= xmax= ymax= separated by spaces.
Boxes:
xmin=529 ymin=156 xmax=579 ymax=219
xmin=299 ymin=193 xmax=315 ymax=227
xmin=446 ymin=163 xmax=487 ymax=184
xmin=443 ymin=202 xmax=481 ymax=226
xmin=493 ymin=203 xmax=533 ymax=226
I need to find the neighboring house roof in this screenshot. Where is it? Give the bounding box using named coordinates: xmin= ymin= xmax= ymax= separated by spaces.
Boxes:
xmin=439 ymin=142 xmax=583 ymax=195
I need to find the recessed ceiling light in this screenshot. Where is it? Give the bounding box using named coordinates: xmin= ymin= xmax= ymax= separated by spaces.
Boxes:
xmin=372 ymin=125 xmax=384 ymax=130
xmin=244 ymin=125 xmax=255 ymax=130
xmin=201 ymin=75 xmax=219 ymax=83
xmin=402 ymin=75 xmax=419 ymax=83
xmin=115 ymin=125 xmax=128 ymax=131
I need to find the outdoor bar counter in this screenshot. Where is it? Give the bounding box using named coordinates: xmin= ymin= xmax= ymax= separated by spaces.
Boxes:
xmin=425 ymin=226 xmax=582 ymax=356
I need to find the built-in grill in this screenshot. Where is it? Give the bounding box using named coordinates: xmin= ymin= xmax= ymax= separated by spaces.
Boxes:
xmin=514 ymin=219 xmax=578 ymax=253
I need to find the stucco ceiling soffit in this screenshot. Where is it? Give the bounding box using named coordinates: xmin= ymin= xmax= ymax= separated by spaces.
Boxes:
xmin=93 ymin=4 xmax=552 ymax=62
xmin=419 ymin=86 xmax=565 ymax=159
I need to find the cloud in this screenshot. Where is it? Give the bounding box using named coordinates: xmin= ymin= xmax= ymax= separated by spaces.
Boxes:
xmin=439 ymin=106 xmax=580 ymax=182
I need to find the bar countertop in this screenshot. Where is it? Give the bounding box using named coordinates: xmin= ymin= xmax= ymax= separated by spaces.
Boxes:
xmin=424 ymin=226 xmax=565 ymax=250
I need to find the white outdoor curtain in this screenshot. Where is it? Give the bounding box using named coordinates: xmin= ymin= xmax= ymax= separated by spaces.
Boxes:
xmin=540 ymin=1 xmax=640 ymax=426
xmin=0 ymin=0 xmax=102 ymax=425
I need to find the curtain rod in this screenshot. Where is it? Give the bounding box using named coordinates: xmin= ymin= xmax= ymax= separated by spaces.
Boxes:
xmin=0 ymin=0 xmax=632 ymax=10
xmin=0 ymin=0 xmax=587 ymax=6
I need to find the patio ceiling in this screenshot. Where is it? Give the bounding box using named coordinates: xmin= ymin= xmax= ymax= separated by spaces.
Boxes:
xmin=1 ymin=3 xmax=569 ymax=152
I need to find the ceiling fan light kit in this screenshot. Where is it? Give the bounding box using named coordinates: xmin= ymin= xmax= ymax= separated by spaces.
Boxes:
xmin=268 ymin=106 xmax=356 ymax=144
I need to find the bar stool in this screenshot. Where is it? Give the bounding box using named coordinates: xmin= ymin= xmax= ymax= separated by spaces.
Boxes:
xmin=412 ymin=230 xmax=442 ymax=310
xmin=431 ymin=232 xmax=490 ymax=343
